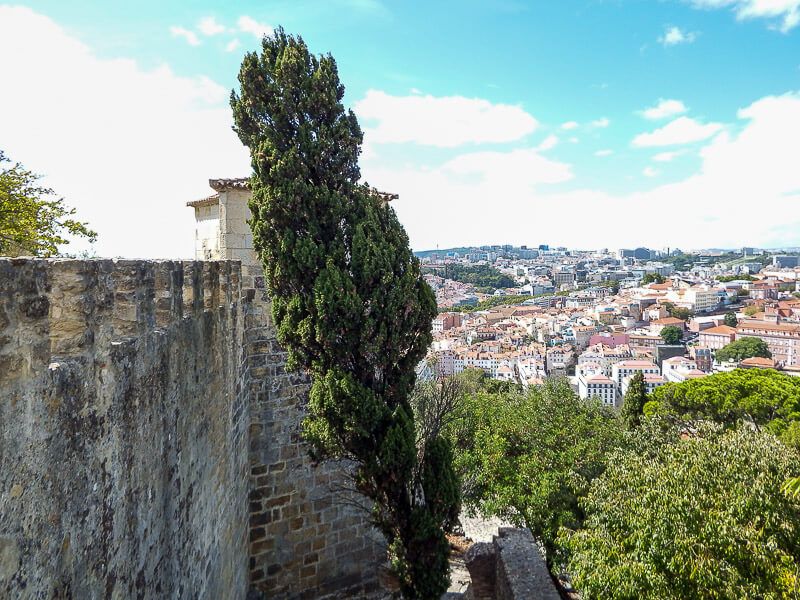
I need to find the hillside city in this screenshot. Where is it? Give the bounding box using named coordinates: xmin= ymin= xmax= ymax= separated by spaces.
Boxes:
xmin=418 ymin=246 xmax=800 ymax=405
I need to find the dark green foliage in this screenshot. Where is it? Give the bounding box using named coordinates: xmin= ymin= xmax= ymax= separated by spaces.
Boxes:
xmin=641 ymin=273 xmax=665 ymax=284
xmin=424 ymin=264 xmax=516 ymax=290
xmin=660 ymin=325 xmax=683 ymax=345
xmin=599 ymin=279 xmax=621 ymax=294
xmin=0 ymin=151 xmax=96 ymax=256
xmin=716 ymin=336 xmax=771 ymax=362
xmin=645 ymin=368 xmax=800 ymax=449
xmin=620 ymin=370 xmax=647 ymax=429
xmin=663 ymin=302 xmax=693 ymax=321
xmin=718 ymin=274 xmax=754 ymax=282
xmin=443 ymin=292 xmax=564 ymax=314
xmin=231 ymin=28 xmax=456 ymax=599
xmin=561 ymin=424 xmax=800 ymax=599
xmin=724 ymin=311 xmax=738 ymax=327
xmin=447 ymin=377 xmax=625 ymax=567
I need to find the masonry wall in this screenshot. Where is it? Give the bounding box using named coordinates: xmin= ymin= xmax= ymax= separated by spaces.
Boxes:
xmin=240 ymin=262 xmax=387 ymax=599
xmin=0 ymin=258 xmax=249 ymax=599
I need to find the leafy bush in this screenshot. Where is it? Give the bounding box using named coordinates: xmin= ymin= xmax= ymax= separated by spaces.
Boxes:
xmin=645 ymin=368 xmax=800 ymax=449
xmin=561 ymin=424 xmax=800 ymax=600
xmin=716 ymin=336 xmax=771 ymax=362
xmin=448 ymin=377 xmax=625 ymax=566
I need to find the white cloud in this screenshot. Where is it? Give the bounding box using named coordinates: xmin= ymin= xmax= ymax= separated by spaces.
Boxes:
xmin=568 ymin=137 xmax=580 ymax=144
xmin=659 ymin=26 xmax=697 ymax=45
xmin=594 ymin=149 xmax=614 ymax=157
xmin=632 ymin=116 xmax=724 ymax=147
xmin=690 ymin=0 xmax=800 ymax=32
xmin=198 ymin=16 xmax=226 ymax=36
xmin=237 ymin=15 xmax=273 ymax=39
xmin=537 ymin=135 xmax=559 ymax=151
xmin=354 ymin=90 xmax=539 ymax=147
xmin=561 ymin=121 xmax=579 ymax=130
xmin=225 ymin=39 xmax=241 ymax=53
xmin=591 ymin=117 xmax=610 ymax=128
xmin=364 ymin=92 xmax=800 ymax=251
xmin=643 ymin=166 xmax=660 ymax=177
xmin=653 ymin=150 xmax=685 ymax=162
xmin=0 ymin=6 xmax=249 ymax=258
xmin=169 ymin=26 xmax=200 ymax=46
xmin=442 ymin=148 xmax=573 ymax=187
xmin=641 ymin=98 xmax=688 ymax=120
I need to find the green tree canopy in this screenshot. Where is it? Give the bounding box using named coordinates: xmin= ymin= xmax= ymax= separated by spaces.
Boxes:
xmin=743 ymin=305 xmax=760 ymax=317
xmin=716 ymin=336 xmax=771 ymax=363
xmin=561 ymin=424 xmax=800 ymax=600
xmin=231 ymin=28 xmax=456 ymax=598
xmin=663 ymin=302 xmax=694 ymax=321
xmin=660 ymin=325 xmax=683 ymax=345
xmin=644 ymin=368 xmax=800 ymax=449
xmin=423 ymin=264 xmax=516 ymax=291
xmin=641 ymin=273 xmax=665 ymax=284
xmin=447 ymin=377 xmax=625 ymax=567
xmin=724 ymin=311 xmax=738 ymax=327
xmin=0 ymin=151 xmax=96 ymax=256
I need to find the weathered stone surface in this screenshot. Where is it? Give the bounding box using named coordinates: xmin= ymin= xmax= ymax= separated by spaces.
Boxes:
xmin=242 ymin=257 xmax=386 ymax=599
xmin=494 ymin=528 xmax=560 ymax=600
xmin=0 ymin=258 xmax=249 ymax=599
xmin=463 ymin=528 xmax=560 ymax=600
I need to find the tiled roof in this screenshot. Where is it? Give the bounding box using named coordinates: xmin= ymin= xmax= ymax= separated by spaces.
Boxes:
xmin=186 ymin=193 xmax=220 ymax=208
xmin=702 ymin=325 xmax=736 ymax=335
xmin=740 ymin=356 xmax=776 ymax=367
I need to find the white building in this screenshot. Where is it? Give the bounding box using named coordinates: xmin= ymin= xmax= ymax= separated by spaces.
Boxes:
xmin=612 ymin=360 xmax=660 ymax=389
xmin=621 ymin=373 xmax=666 ymax=397
xmin=578 ymin=368 xmax=617 ymax=407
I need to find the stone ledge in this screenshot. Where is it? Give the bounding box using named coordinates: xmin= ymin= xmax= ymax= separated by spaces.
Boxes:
xmin=462 ymin=528 xmax=560 ymax=600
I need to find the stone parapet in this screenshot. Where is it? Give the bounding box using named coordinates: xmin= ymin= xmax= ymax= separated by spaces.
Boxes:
xmin=0 ymin=258 xmax=249 ymax=598
xmin=463 ymin=528 xmax=561 ymax=600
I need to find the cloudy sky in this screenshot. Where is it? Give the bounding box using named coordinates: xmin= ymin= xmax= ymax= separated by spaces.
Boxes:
xmin=1 ymin=1 xmax=799 ymax=257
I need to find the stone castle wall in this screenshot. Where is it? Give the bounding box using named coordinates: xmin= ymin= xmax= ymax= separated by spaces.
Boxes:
xmin=0 ymin=257 xmax=385 ymax=599
xmin=0 ymin=258 xmax=250 ymax=599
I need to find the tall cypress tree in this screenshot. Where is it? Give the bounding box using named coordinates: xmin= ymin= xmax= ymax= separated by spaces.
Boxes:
xmin=621 ymin=370 xmax=647 ymax=429
xmin=231 ymin=28 xmax=457 ymax=599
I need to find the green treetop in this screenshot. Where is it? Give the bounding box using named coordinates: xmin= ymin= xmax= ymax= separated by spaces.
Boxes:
xmin=644 ymin=368 xmax=800 ymax=449
xmin=0 ymin=151 xmax=96 ymax=256
xmin=447 ymin=377 xmax=625 ymax=568
xmin=561 ymin=424 xmax=800 ymax=600
xmin=641 ymin=273 xmax=665 ymax=285
xmin=723 ymin=311 xmax=738 ymax=327
xmin=660 ymin=325 xmax=683 ymax=345
xmin=716 ymin=336 xmax=771 ymax=363
xmin=231 ymin=28 xmax=456 ymax=599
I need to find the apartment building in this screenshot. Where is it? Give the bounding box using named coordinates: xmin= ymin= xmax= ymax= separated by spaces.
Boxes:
xmin=578 ymin=368 xmax=617 ymax=407
xmin=612 ymin=360 xmax=660 ymax=388
xmin=735 ymin=321 xmax=800 ymax=367
xmin=698 ymin=325 xmax=736 ymax=350
xmin=620 ymin=373 xmax=666 ymax=397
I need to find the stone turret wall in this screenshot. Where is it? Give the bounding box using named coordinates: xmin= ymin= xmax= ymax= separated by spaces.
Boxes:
xmin=0 ymin=258 xmax=249 ymax=599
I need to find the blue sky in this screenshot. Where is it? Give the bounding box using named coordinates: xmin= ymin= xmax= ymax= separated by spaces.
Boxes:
xmin=1 ymin=1 xmax=799 ymax=256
